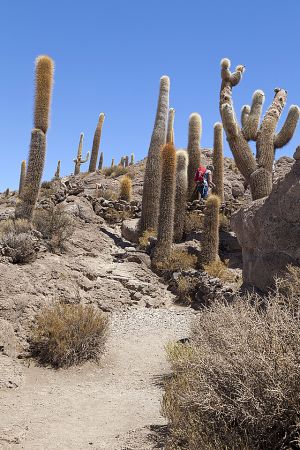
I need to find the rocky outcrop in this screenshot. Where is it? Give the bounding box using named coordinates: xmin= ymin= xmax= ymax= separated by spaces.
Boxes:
xmin=231 ymin=149 xmax=300 ymax=291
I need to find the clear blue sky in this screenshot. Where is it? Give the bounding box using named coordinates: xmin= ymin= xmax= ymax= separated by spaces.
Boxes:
xmin=1 ymin=0 xmax=300 ymax=190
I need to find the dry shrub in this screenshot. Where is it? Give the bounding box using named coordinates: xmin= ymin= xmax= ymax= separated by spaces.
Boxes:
xmin=155 ymin=250 xmax=197 ymax=272
xmin=163 ymin=287 xmax=300 ymax=450
xmin=176 ymin=275 xmax=198 ymax=304
xmin=185 ymin=211 xmax=204 ymax=233
xmin=103 ymin=165 xmax=129 ymax=178
xmin=33 ymin=204 xmax=75 ymax=251
xmin=95 ymin=186 xmax=118 ymax=201
xmin=0 ymin=219 xmax=38 ymax=264
xmin=104 ymin=208 xmax=132 ymax=224
xmin=138 ymin=228 xmax=156 ymax=250
xmin=30 ymin=303 xmax=109 ymax=368
xmin=204 ymin=259 xmax=238 ymax=283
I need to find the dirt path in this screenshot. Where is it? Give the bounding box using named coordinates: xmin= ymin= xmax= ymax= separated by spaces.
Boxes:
xmin=0 ymin=308 xmax=193 ymax=449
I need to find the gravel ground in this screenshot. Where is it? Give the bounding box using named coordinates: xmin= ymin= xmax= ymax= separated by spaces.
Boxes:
xmin=0 ymin=307 xmax=195 ymax=450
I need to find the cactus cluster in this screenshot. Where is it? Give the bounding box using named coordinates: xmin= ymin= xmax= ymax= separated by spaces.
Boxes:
xmin=219 ymin=58 xmax=300 ymax=200
xmin=16 ymin=55 xmax=54 ymax=220
xmin=73 ymin=133 xmax=90 ymax=175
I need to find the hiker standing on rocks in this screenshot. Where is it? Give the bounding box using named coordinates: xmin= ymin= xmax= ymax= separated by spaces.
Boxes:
xmin=194 ymin=164 xmax=215 ymax=200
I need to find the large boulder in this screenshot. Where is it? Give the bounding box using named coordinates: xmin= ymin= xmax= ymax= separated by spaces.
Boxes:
xmin=231 ymin=150 xmax=300 ymax=291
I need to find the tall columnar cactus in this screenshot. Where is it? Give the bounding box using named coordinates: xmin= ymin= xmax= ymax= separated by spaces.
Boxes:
xmin=125 ymin=155 xmax=129 ymax=167
xmin=73 ymin=133 xmax=90 ymax=175
xmin=130 ymin=153 xmax=135 ymax=165
xmin=166 ymin=108 xmax=175 ymax=144
xmin=140 ymin=75 xmax=170 ymax=234
xmin=152 ymin=143 xmax=176 ymax=265
xmin=199 ymin=194 xmax=221 ymax=266
xmin=119 ymin=175 xmax=132 ymax=202
xmin=89 ymin=113 xmax=105 ymax=172
xmin=98 ymin=151 xmax=104 ymax=170
xmin=212 ymin=122 xmax=224 ymax=203
xmin=18 ymin=160 xmax=26 ymax=196
xmin=111 ymin=158 xmax=115 ymax=167
xmin=16 ymin=55 xmax=54 ymax=220
xmin=174 ymin=150 xmax=188 ymax=242
xmin=219 ymin=58 xmax=300 ymax=200
xmin=187 ymin=113 xmax=202 ymax=200
xmin=54 ymin=160 xmax=61 ymax=180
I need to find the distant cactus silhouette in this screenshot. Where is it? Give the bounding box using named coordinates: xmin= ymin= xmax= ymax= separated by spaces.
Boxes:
xmin=152 ymin=143 xmax=176 ymax=265
xmin=174 ymin=150 xmax=188 ymax=242
xmin=140 ymin=75 xmax=170 ymax=234
xmin=125 ymin=155 xmax=129 ymax=167
xmin=5 ymin=188 xmax=9 ymax=197
xmin=54 ymin=160 xmax=61 ymax=180
xmin=98 ymin=151 xmax=104 ymax=170
xmin=167 ymin=108 xmax=175 ymax=144
xmin=212 ymin=123 xmax=224 ymax=203
xmin=18 ymin=160 xmax=26 ymax=196
xmin=119 ymin=175 xmax=132 ymax=202
xmin=130 ymin=153 xmax=135 ymax=165
xmin=16 ymin=55 xmax=54 ymax=220
xmin=89 ymin=113 xmax=105 ymax=172
xmin=74 ymin=133 xmax=90 ymax=175
xmin=111 ymin=158 xmax=115 ymax=167
xmin=187 ymin=113 xmax=202 ymax=200
xmin=199 ymin=194 xmax=221 ymax=266
xmin=219 ymin=58 xmax=300 ymax=199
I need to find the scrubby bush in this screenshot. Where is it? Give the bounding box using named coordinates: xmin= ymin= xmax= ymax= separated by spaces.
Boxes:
xmin=30 ymin=303 xmax=108 ymax=368
xmin=138 ymin=228 xmax=156 ymax=250
xmin=184 ymin=211 xmax=204 ymax=234
xmin=119 ymin=175 xmax=132 ymax=202
xmin=95 ymin=186 xmax=118 ymax=201
xmin=154 ymin=250 xmax=197 ymax=272
xmin=163 ymin=283 xmax=300 ymax=450
xmin=33 ymin=204 xmax=75 ymax=251
xmin=0 ymin=219 xmax=39 ymax=263
xmin=175 ymin=275 xmax=198 ymax=304
xmin=103 ymin=165 xmax=129 ymax=178
xmin=204 ymin=259 xmax=238 ymax=283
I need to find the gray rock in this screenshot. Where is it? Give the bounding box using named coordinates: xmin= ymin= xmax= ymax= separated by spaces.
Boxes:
xmin=121 ymin=219 xmax=140 ymax=243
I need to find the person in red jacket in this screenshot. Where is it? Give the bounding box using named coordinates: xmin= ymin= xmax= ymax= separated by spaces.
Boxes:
xmin=194 ymin=164 xmax=215 ymax=199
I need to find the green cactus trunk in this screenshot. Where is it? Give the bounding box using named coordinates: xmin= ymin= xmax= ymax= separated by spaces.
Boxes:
xmin=140 ymin=76 xmax=170 ymax=234
xmin=174 ymin=150 xmax=188 ymax=242
xmin=98 ymin=151 xmax=104 ymax=170
xmin=18 ymin=160 xmax=26 ymax=196
xmin=187 ymin=113 xmax=202 ymax=200
xmin=152 ymin=143 xmax=176 ymax=265
xmin=199 ymin=194 xmax=220 ymax=266
xmin=212 ymin=123 xmax=224 ymax=203
xmin=16 ymin=55 xmax=54 ymax=220
xmin=89 ymin=113 xmax=105 ymax=172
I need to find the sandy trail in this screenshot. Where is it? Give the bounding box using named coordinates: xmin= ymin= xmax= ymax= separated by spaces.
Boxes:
xmin=0 ymin=308 xmax=192 ymax=450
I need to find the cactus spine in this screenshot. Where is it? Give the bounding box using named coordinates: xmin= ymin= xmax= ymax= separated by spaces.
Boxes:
xmin=119 ymin=175 xmax=132 ymax=202
xmin=74 ymin=133 xmax=90 ymax=175
xmin=174 ymin=150 xmax=188 ymax=242
xmin=98 ymin=151 xmax=104 ymax=170
xmin=212 ymin=123 xmax=224 ymax=203
xmin=219 ymin=58 xmax=300 ymax=200
xmin=140 ymin=76 xmax=170 ymax=234
xmin=199 ymin=194 xmax=221 ymax=266
xmin=166 ymin=108 xmax=175 ymax=144
xmin=54 ymin=160 xmax=61 ymax=180
xmin=130 ymin=153 xmax=135 ymax=165
xmin=18 ymin=160 xmax=26 ymax=196
xmin=89 ymin=113 xmax=105 ymax=172
xmin=152 ymin=143 xmax=176 ymax=265
xmin=16 ymin=55 xmax=54 ymax=220
xmin=187 ymin=113 xmax=202 ymax=200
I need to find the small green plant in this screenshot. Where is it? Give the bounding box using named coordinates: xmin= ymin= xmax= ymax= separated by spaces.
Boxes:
xmin=30 ymin=303 xmax=108 ymax=368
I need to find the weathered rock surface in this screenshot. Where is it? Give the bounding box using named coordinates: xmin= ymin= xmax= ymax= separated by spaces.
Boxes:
xmin=232 ymin=154 xmax=300 ymax=291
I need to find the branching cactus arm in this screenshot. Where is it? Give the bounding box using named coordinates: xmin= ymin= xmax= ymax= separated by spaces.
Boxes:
xmin=256 ymin=88 xmax=287 ymax=172
xmin=274 ymin=105 xmax=300 ymax=149
xmin=242 ymin=90 xmax=265 ymax=141
xmin=241 ymin=105 xmax=250 ymax=128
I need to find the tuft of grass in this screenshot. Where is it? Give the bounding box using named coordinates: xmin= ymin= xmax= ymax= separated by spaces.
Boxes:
xmin=30 ymin=303 xmax=108 ymax=368
xmin=103 ymin=165 xmax=129 ymax=178
xmin=204 ymin=259 xmax=238 ymax=283
xmin=185 ymin=211 xmax=204 ymax=233
xmin=95 ymin=186 xmax=118 ymax=201
xmin=176 ymin=275 xmax=198 ymax=304
xmin=163 ymin=287 xmax=300 ymax=450
xmin=155 ymin=250 xmax=197 ymax=272
xmin=138 ymin=228 xmax=156 ymax=250
xmin=119 ymin=175 xmax=132 ymax=202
